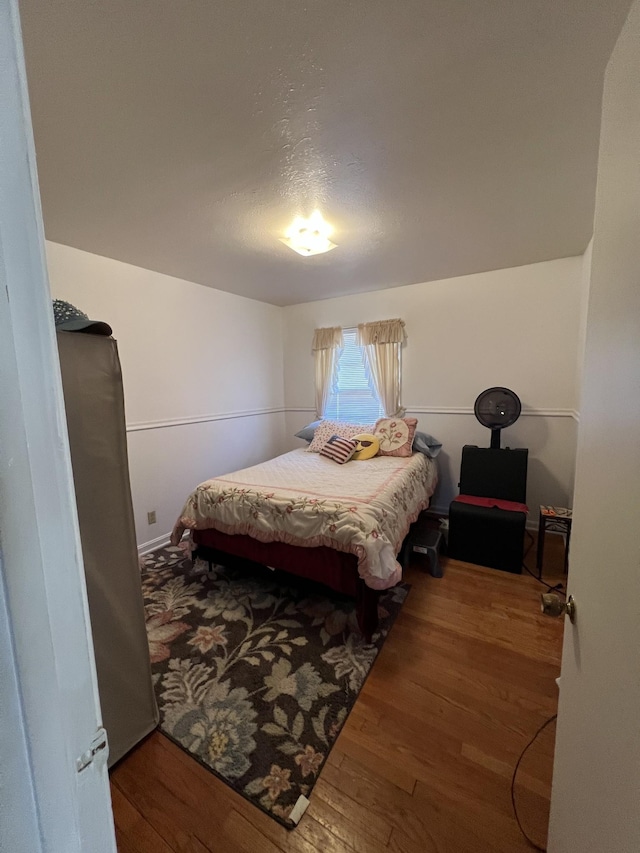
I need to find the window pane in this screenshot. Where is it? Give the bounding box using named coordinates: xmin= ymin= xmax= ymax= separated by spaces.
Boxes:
xmin=324 ymin=328 xmax=384 ymax=423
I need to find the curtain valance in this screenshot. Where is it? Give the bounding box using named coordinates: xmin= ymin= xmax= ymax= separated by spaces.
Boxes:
xmin=312 ymin=326 xmax=344 ymax=351
xmin=356 ymin=318 xmax=406 ymax=346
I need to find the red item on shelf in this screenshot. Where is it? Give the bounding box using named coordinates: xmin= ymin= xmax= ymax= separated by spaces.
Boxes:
xmin=454 ymin=494 xmax=529 ymax=514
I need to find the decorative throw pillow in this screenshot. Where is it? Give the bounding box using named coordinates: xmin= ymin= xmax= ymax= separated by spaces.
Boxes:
xmin=307 ymin=420 xmax=375 ymax=453
xmin=373 ymin=417 xmax=418 ymax=457
xmin=319 ymin=435 xmax=357 ymax=464
xmin=413 ymin=430 xmax=443 ymax=458
xmin=351 ymin=434 xmax=380 ymax=460
xmin=294 ymin=420 xmax=322 ymax=443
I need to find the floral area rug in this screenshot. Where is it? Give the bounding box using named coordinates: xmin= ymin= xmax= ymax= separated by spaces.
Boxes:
xmin=141 ymin=545 xmax=409 ymax=827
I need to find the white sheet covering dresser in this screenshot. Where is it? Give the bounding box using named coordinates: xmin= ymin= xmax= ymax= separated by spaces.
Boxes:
xmin=57 ymin=331 xmax=158 ymax=766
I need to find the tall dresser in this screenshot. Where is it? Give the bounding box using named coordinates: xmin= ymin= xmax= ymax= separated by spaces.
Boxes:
xmin=57 ymin=331 xmax=158 ymax=766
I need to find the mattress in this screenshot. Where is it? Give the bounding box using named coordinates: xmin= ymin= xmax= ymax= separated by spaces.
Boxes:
xmin=171 ymin=448 xmax=437 ymax=589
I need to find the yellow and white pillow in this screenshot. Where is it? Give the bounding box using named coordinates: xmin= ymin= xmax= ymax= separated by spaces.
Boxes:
xmin=351 ymin=434 xmax=380 ymax=460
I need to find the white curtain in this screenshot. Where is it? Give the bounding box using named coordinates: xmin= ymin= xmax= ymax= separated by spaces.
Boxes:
xmin=357 ymin=319 xmax=406 ymax=417
xmin=312 ymin=326 xmax=343 ymax=418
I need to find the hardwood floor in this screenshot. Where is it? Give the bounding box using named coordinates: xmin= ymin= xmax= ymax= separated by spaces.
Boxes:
xmin=111 ymin=534 xmax=566 ymax=853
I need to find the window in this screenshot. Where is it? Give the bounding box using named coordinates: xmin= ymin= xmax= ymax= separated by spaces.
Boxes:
xmin=324 ymin=328 xmax=384 ymax=423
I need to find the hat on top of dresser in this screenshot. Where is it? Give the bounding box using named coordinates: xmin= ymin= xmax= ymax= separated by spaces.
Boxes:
xmin=53 ymin=299 xmax=112 ymax=336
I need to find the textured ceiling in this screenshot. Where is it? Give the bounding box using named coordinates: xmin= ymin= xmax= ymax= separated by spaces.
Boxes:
xmin=20 ymin=1 xmax=630 ymax=305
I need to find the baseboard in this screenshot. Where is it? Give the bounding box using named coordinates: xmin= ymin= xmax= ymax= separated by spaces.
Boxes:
xmin=137 ymin=532 xmax=172 ymax=555
xmin=426 ymin=504 xmax=450 ymax=518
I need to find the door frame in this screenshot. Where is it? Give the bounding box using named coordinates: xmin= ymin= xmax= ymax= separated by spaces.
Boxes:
xmin=0 ymin=1 xmax=116 ymax=850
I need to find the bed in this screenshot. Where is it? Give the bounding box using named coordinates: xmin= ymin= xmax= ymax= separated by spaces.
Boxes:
xmin=170 ymin=448 xmax=438 ymax=639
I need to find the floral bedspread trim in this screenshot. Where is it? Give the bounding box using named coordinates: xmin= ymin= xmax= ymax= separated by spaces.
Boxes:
xmin=171 ymin=455 xmax=436 ymax=590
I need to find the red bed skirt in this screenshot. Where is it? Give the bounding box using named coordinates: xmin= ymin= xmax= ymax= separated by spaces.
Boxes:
xmin=192 ymin=528 xmax=380 ymax=641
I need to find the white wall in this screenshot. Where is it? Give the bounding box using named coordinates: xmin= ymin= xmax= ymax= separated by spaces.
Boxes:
xmin=283 ymin=257 xmax=584 ymax=516
xmin=45 ymin=242 xmax=286 ymax=548
xmin=46 ymin=242 xmax=587 ymax=539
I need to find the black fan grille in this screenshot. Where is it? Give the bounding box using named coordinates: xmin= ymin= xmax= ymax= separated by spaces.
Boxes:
xmin=474 ymin=387 xmax=521 ymax=429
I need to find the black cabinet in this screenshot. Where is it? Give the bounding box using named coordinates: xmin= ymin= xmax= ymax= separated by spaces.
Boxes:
xmin=448 ymin=446 xmax=528 ymax=574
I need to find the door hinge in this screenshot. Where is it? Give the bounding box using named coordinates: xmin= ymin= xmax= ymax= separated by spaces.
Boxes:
xmin=76 ymin=727 xmax=109 ymax=773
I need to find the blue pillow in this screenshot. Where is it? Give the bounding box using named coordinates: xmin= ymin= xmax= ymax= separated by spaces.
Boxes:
xmin=413 ymin=430 xmax=442 ymax=458
xmin=294 ymin=420 xmax=322 ymax=443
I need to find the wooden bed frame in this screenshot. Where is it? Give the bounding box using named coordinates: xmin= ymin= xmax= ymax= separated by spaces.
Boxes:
xmin=192 ymin=528 xmax=384 ymax=642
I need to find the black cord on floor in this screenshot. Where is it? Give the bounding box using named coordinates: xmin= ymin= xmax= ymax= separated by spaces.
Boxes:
xmin=522 ymin=563 xmax=566 ymax=596
xmin=522 ymin=531 xmax=565 ymax=596
xmin=523 ymin=529 xmax=534 ymax=560
xmin=511 ymin=714 xmax=558 ymax=852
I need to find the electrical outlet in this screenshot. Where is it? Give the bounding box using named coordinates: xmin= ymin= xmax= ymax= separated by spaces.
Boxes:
xmin=147 ymin=510 xmax=157 ymax=525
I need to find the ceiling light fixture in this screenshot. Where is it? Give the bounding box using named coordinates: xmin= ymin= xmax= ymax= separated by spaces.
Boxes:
xmin=280 ymin=210 xmax=337 ymax=257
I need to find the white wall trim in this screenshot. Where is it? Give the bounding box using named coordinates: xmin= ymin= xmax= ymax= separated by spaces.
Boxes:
xmin=523 ymin=408 xmax=577 ymax=419
xmin=124 ymin=404 xmax=578 ymax=437
xmin=407 ymin=406 xmax=476 ymax=416
xmin=126 ymin=406 xmax=286 ymax=433
xmin=426 ymin=503 xmax=450 ymax=517
xmin=286 ymin=405 xmax=577 ymax=419
xmin=406 ymin=406 xmax=576 ymax=418
xmin=138 ymin=529 xmax=191 ymax=555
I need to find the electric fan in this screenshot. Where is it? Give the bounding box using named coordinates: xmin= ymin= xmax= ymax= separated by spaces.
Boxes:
xmin=474 ymin=387 xmax=521 ymax=449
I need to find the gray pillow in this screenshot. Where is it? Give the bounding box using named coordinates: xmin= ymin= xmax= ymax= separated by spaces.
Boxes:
xmin=413 ymin=430 xmax=442 ymax=458
xmin=294 ymin=420 xmax=322 ymax=443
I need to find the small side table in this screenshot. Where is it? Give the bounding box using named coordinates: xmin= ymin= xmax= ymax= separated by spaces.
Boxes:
xmin=537 ymin=506 xmax=572 ymax=577
xmin=403 ymin=526 xmax=444 ymax=578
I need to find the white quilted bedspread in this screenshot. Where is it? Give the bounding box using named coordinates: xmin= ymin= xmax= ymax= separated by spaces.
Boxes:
xmin=172 ymin=449 xmax=437 ymax=589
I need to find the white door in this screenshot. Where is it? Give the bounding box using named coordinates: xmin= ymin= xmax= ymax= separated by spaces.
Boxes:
xmin=547 ymin=3 xmax=640 ymax=851
xmin=0 ymin=1 xmax=116 ymax=851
